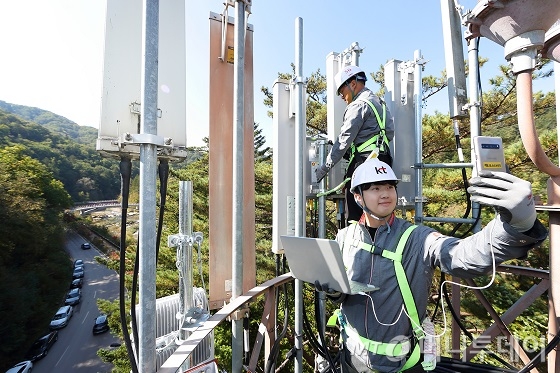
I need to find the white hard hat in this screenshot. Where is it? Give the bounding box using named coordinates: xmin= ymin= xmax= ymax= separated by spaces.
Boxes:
xmin=350 ymin=158 xmax=398 ymax=193
xmin=334 ymin=65 xmax=366 ymax=93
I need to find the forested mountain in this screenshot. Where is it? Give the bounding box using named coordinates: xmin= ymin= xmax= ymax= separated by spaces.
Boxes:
xmin=0 ymin=101 xmax=209 ymax=202
xmin=0 ymin=100 xmax=98 ymax=145
xmin=0 ymin=106 xmax=121 ymax=201
xmin=0 ymin=145 xmax=72 ymax=370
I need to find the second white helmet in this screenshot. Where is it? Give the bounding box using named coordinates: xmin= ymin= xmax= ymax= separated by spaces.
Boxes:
xmin=350 ymin=158 xmax=398 ymax=193
xmin=334 ymin=65 xmax=366 ymax=93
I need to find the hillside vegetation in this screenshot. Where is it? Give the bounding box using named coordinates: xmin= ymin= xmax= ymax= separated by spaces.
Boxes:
xmin=0 ymin=56 xmax=557 ymax=372
xmin=0 ymin=108 xmax=122 ymax=201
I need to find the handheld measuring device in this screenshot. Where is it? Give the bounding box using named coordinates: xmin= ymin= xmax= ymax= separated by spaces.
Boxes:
xmin=472 ymin=136 xmax=506 ymax=177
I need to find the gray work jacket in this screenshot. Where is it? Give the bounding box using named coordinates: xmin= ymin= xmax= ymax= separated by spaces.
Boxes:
xmin=326 ymin=87 xmax=394 ymax=168
xmin=335 ymin=214 xmax=547 ymax=372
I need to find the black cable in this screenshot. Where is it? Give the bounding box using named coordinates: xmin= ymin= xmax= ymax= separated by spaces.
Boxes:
xmin=243 ymin=316 xmax=250 ymax=366
xmin=476 ymin=38 xmax=483 ymax=114
xmin=517 ymin=329 xmax=560 ymax=373
xmin=130 ymin=160 xmax=169 ymax=359
xmin=302 ymin=306 xmax=327 ymax=360
xmin=117 ymin=157 xmax=139 ymax=373
xmin=314 ymin=288 xmax=338 ymax=373
xmin=131 ymin=247 xmax=139 ymax=357
xmin=458 ymin=205 xmax=481 ymax=239
xmin=155 ymin=159 xmax=169 ymax=261
xmin=290 ymin=284 xmax=339 ymax=367
xmin=442 ymin=283 xmax=516 ymax=370
xmin=301 ymin=285 xmax=328 ymax=360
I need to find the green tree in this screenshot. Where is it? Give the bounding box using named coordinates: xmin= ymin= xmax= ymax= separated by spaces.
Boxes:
xmin=0 ymin=146 xmax=70 ymax=369
xmin=254 ymin=122 xmax=272 ymax=161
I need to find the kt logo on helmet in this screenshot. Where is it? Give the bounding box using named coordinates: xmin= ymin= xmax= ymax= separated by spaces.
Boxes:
xmin=374 ymin=166 xmax=387 ymax=174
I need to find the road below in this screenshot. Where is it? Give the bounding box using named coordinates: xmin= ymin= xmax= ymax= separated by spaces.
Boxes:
xmin=32 ymin=230 xmax=121 ymax=373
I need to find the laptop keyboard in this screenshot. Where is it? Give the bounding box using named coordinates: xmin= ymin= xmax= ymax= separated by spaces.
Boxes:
xmin=349 ymin=281 xmax=379 ymax=294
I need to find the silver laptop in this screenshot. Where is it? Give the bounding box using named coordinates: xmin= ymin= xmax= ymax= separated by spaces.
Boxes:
xmin=279 ymin=235 xmax=379 ymax=294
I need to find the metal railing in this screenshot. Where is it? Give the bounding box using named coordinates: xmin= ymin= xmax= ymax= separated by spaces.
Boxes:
xmin=159 ymin=273 xmax=294 ymax=373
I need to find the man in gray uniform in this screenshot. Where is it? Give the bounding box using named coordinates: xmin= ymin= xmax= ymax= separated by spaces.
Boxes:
xmin=322 ymin=158 xmax=547 ymax=372
xmin=315 ymin=65 xmax=394 ymax=225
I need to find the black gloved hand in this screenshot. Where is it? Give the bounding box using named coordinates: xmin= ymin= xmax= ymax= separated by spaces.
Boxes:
xmin=314 ymin=280 xmax=341 ymax=297
xmin=315 ymin=164 xmax=330 ymax=183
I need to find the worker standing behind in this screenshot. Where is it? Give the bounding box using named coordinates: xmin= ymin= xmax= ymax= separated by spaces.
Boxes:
xmin=315 ymin=65 xmax=394 ymax=225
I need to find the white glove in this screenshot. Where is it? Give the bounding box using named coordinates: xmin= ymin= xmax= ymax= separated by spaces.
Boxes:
xmin=467 ymin=171 xmax=537 ymax=232
xmin=315 ymin=164 xmax=330 ymax=183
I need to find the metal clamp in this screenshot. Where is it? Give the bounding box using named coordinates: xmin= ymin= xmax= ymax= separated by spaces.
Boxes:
xmin=167 ymin=231 xmax=204 ymax=248
xmin=462 ymin=101 xmax=481 ymax=111
xmin=227 ymin=0 xmax=252 ymax=11
xmin=129 ymin=101 xmax=162 ymax=118
xmin=228 ymin=306 xmax=250 ymax=321
xmin=119 ymin=133 xmax=175 ymax=148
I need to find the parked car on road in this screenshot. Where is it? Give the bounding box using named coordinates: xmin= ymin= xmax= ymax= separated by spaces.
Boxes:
xmin=73 ymin=259 xmax=84 ymax=268
xmin=70 ymin=277 xmax=83 ymax=289
xmin=64 ymin=288 xmax=82 ymax=306
xmin=72 ymin=267 xmax=84 ymax=279
xmin=92 ymin=314 xmax=110 ymax=335
xmin=5 ymin=361 xmax=33 ymax=373
xmin=81 ymin=243 xmax=91 ymax=250
xmin=24 ymin=331 xmax=58 ymax=361
xmin=49 ymin=305 xmax=73 ymax=329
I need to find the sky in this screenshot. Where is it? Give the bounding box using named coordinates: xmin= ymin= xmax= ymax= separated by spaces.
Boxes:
xmin=0 ymin=0 xmax=556 ymax=147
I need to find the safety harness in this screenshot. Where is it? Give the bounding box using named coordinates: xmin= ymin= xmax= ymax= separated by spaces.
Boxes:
xmin=347 ymin=99 xmax=390 ymax=166
xmin=328 ymin=224 xmax=426 ymax=371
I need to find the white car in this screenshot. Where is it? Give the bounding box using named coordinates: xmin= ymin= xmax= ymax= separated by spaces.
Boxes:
xmin=5 ymin=360 xmax=33 ymax=373
xmin=49 ymin=305 xmax=73 ymax=329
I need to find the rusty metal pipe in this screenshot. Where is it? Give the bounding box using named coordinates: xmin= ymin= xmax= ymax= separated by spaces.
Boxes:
xmin=517 ymin=69 xmax=560 ymax=372
xmin=516 ymin=71 xmax=560 ymax=176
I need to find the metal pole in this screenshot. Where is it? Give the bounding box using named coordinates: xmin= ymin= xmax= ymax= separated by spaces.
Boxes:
xmin=449 ymin=37 xmax=482 ymax=359
xmin=413 ymin=50 xmax=423 ymax=224
xmin=549 ymin=61 xmax=560 ymax=373
xmin=179 ymin=181 xmax=194 ymax=340
xmin=294 ymin=16 xmax=304 ymax=373
xmin=467 ymin=39 xmax=481 ymax=230
xmin=231 ymin=1 xmax=246 ymax=372
xmin=317 ymin=139 xmax=327 ymax=354
xmin=350 ymin=42 xmax=361 ymax=66
xmin=139 ymin=0 xmax=159 ymax=371
xmin=318 ymin=140 xmax=327 ymax=239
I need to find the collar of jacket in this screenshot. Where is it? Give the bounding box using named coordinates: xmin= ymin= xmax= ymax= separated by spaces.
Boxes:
xmin=358 ymin=211 xmax=396 ymax=226
xmin=350 ymin=86 xmax=369 ymax=103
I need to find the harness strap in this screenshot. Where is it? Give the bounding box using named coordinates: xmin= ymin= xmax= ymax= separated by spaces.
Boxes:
xmin=356 ymin=99 xmax=387 ymax=152
xmin=327 ymin=309 xmax=412 ymax=357
xmin=394 ymin=226 xmax=423 ymax=338
xmin=393 ymin=226 xmax=423 ymax=371
xmin=339 ymin=225 xmax=423 ymax=371
xmin=348 ymin=99 xmax=389 ymax=166
xmin=345 ymin=324 xmax=411 ymax=357
xmin=354 ymin=226 xmax=422 ymax=336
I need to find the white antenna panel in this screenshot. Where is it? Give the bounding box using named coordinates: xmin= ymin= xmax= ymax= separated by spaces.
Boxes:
xmin=97 ymin=0 xmax=187 ymax=160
